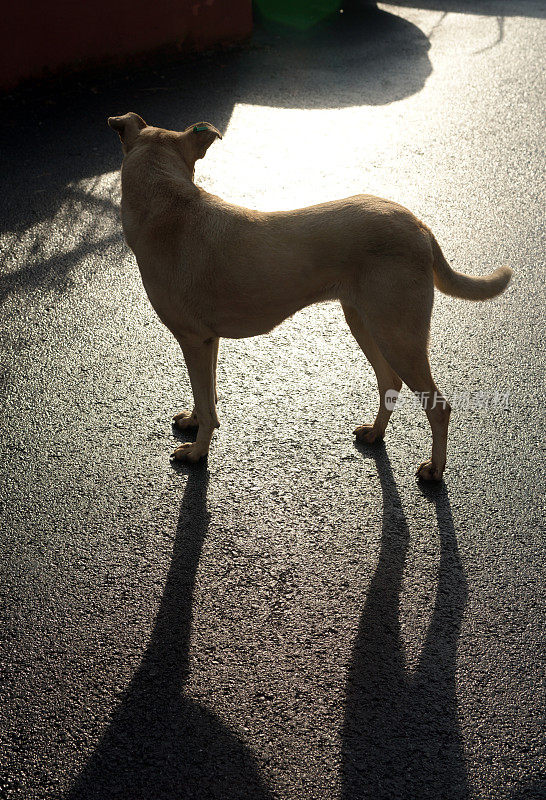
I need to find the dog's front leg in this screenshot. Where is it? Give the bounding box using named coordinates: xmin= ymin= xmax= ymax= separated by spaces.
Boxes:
xmin=172 ymin=338 xmax=220 ymax=463
xmin=172 ymin=338 xmax=219 ymax=431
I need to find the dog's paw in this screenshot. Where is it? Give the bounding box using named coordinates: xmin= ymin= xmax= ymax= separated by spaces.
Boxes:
xmin=354 ymin=424 xmax=383 ymax=445
xmin=172 ymin=410 xmax=199 ymax=430
xmin=171 ymin=442 xmax=208 ymax=463
xmin=416 ymin=459 xmax=444 ymax=482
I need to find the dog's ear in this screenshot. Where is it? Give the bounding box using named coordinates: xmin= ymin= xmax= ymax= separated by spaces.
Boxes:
xmin=108 ymin=113 xmax=147 ymax=152
xmin=181 ymin=122 xmax=222 ymax=171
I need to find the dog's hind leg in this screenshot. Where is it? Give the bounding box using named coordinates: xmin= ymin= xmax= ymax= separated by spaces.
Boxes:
xmin=356 ymin=313 xmax=450 ymax=481
xmin=172 ymin=337 xmax=220 ymax=463
xmin=388 ymin=351 xmax=450 ymax=482
xmin=348 ymin=262 xmax=450 ymax=480
xmin=342 ymin=303 xmax=402 ymax=444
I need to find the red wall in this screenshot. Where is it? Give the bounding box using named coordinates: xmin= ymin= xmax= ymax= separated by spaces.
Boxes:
xmin=1 ymin=1 xmax=252 ymax=89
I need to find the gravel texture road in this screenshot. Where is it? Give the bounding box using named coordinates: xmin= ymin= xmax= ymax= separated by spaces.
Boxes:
xmin=1 ymin=2 xmax=545 ymax=798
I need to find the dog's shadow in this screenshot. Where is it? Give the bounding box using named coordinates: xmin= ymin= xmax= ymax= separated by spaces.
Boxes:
xmin=67 ymin=439 xmax=469 ymax=798
xmin=342 ymin=442 xmax=469 ymax=799
xmin=66 ymin=464 xmax=273 ymax=800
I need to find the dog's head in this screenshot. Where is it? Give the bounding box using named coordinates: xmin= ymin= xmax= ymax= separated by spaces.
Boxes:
xmin=108 ymin=113 xmax=222 ymax=177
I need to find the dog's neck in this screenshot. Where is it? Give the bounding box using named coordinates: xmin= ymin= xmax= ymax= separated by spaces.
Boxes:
xmin=122 ymin=143 xmax=200 ymax=207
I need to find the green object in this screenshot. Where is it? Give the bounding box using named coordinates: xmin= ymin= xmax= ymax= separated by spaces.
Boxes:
xmin=193 ymin=124 xmax=209 ymax=133
xmin=254 ymin=0 xmax=341 ymax=30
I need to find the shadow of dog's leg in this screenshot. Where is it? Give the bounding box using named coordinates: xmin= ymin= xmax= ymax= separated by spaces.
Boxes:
xmin=342 ymin=303 xmax=402 ymax=444
xmin=172 ymin=338 xmax=220 ymax=463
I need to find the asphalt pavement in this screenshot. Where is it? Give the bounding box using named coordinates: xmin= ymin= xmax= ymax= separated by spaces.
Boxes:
xmin=1 ymin=2 xmax=545 ymax=798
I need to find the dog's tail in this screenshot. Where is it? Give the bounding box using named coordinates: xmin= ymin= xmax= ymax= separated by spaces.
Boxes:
xmin=430 ymin=232 xmax=512 ymax=301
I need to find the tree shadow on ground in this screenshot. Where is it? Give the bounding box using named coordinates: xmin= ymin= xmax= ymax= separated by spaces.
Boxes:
xmin=342 ymin=442 xmax=469 ymax=799
xmin=66 ymin=464 xmax=273 ymax=800
xmin=0 ymin=5 xmax=430 ymax=232
xmin=2 ymin=0 xmax=544 ymax=304
xmin=0 ymin=6 xmax=433 ymax=307
xmin=0 ymin=5 xmax=434 ymax=308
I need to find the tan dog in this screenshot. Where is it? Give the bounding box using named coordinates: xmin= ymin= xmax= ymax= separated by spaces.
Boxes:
xmin=108 ymin=112 xmax=512 ymax=480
